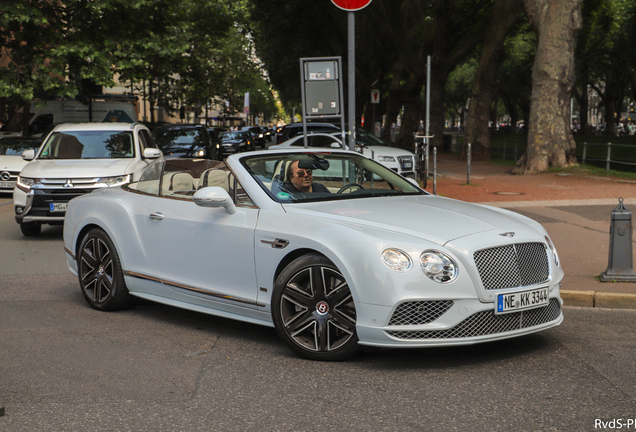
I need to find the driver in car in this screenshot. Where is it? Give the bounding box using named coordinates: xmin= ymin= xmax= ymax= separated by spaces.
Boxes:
xmin=284 ymin=160 xmax=330 ymax=193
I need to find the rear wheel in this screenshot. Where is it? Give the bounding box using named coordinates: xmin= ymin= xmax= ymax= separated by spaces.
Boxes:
xmin=272 ymin=254 xmax=360 ymax=361
xmin=78 ymin=228 xmax=133 ymax=311
xmin=20 ymin=222 xmax=41 ymax=237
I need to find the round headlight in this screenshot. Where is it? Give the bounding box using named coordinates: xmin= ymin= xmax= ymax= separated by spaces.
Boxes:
xmin=382 ymin=248 xmax=412 ymax=272
xmin=419 ymin=251 xmax=458 ymax=283
xmin=545 ymin=236 xmax=559 ymax=266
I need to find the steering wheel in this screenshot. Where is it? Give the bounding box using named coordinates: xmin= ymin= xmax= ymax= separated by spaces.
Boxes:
xmin=337 ymin=183 xmax=364 ymax=194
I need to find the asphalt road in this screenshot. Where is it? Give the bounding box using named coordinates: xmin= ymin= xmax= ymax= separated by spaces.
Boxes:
xmin=1 ymin=195 xmax=636 ymax=432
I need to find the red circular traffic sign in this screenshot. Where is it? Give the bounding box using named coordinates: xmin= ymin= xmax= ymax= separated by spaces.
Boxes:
xmin=331 ymin=0 xmax=372 ymax=12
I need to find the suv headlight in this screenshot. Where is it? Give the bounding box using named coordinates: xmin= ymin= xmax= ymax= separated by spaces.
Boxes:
xmin=16 ymin=177 xmax=40 ymax=192
xmin=377 ymin=156 xmax=396 ymax=162
xmin=96 ymin=174 xmax=131 ymax=187
xmin=420 ymin=251 xmax=458 ymax=283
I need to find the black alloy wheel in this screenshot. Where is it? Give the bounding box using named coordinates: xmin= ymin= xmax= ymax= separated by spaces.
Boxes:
xmin=78 ymin=228 xmax=133 ymax=311
xmin=272 ymin=254 xmax=360 ymax=361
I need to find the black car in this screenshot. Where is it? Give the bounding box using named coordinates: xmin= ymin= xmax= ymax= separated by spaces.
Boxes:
xmin=276 ymin=122 xmax=340 ymax=144
xmin=217 ymin=131 xmax=254 ymax=156
xmin=207 ymin=127 xmax=227 ymax=145
xmin=241 ymin=126 xmax=267 ymax=148
xmin=153 ymin=124 xmax=219 ymax=160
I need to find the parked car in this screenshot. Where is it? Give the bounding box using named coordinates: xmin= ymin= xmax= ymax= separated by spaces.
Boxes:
xmin=268 ymin=132 xmax=416 ymax=176
xmin=217 ymin=131 xmax=254 ymax=156
xmin=0 ymin=136 xmax=43 ymax=194
xmin=241 ymin=126 xmax=267 ymax=148
xmin=153 ymin=124 xmax=219 ymax=160
xmin=14 ymin=122 xmax=162 ymax=236
xmin=276 ymin=122 xmax=340 ymax=144
xmin=63 ymin=149 xmax=563 ymax=361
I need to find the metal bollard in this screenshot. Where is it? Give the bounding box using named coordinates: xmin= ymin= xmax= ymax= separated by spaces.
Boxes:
xmin=600 ymin=197 xmax=636 ymax=282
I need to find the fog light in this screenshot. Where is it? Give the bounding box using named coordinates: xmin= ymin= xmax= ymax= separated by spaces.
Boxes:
xmin=15 ymin=206 xmax=24 ymax=215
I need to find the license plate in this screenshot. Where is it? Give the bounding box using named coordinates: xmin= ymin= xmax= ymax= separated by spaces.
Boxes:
xmin=0 ymin=181 xmax=15 ymax=189
xmin=401 ymin=161 xmax=413 ymax=169
xmin=496 ymin=287 xmax=549 ymax=314
xmin=49 ymin=202 xmax=68 ymax=213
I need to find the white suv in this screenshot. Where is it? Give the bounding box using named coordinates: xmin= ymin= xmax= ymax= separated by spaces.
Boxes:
xmin=14 ymin=122 xmax=162 ymax=236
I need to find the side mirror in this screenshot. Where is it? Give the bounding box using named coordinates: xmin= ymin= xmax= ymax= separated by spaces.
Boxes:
xmin=193 ymin=187 xmax=236 ymax=214
xmin=143 ymin=148 xmax=162 ymax=159
xmin=22 ymin=150 xmax=35 ymax=161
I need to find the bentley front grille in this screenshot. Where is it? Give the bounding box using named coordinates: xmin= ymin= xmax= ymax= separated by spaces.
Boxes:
xmin=474 ymin=242 xmax=550 ymax=290
xmin=388 ymin=300 xmax=454 ymax=326
xmin=386 ymin=298 xmax=560 ymax=340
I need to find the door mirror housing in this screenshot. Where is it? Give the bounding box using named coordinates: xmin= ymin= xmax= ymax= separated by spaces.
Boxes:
xmin=193 ymin=187 xmax=237 ymax=214
xmin=22 ymin=150 xmax=35 ymax=161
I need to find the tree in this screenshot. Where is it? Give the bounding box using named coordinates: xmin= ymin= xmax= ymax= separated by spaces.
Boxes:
xmin=513 ymin=0 xmax=583 ymax=174
xmin=463 ymin=0 xmax=523 ymax=159
xmin=0 ymin=0 xmax=78 ymax=133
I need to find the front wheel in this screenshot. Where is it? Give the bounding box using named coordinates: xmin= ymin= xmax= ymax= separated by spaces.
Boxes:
xmin=78 ymin=228 xmax=134 ymax=311
xmin=272 ymin=254 xmax=360 ymax=361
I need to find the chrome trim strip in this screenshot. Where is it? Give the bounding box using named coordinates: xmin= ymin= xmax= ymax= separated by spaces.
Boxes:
xmin=64 ymin=246 xmax=76 ymax=261
xmin=124 ymin=270 xmax=265 ymax=307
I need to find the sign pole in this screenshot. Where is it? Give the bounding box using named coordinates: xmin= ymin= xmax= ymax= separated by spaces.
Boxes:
xmin=348 ymin=11 xmax=355 ymax=151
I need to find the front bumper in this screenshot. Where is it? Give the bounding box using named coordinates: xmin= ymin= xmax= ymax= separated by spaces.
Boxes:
xmin=355 ymin=295 xmax=563 ymax=348
xmin=14 ymin=186 xmax=95 ymax=225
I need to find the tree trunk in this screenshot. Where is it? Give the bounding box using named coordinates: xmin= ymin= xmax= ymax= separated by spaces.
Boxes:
xmin=513 ymin=0 xmax=582 ymax=174
xmin=382 ymin=62 xmax=406 ymax=142
xmin=21 ymin=101 xmax=31 ymax=136
xmin=464 ymin=0 xmax=523 ymax=160
xmin=428 ymin=71 xmax=447 ymax=150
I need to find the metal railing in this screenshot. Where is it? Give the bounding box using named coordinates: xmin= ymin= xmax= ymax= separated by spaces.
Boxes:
xmin=489 ymin=140 xmax=636 ymax=172
xmin=579 ymin=142 xmax=636 ymax=171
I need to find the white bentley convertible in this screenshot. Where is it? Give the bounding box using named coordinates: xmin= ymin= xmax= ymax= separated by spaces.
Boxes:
xmin=63 ymin=149 xmax=563 ymax=361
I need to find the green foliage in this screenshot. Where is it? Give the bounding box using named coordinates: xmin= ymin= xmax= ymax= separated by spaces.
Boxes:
xmin=0 ymin=0 xmax=274 ymax=121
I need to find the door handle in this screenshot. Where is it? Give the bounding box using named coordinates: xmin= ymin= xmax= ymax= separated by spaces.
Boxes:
xmin=149 ymin=212 xmax=164 ymax=221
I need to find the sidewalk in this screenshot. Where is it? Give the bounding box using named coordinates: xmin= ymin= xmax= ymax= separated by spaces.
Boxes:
xmin=423 ymin=153 xmax=636 ymax=309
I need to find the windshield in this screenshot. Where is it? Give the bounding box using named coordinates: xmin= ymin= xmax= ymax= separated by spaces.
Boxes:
xmin=219 ymin=132 xmax=242 ymax=140
xmin=0 ymin=138 xmax=41 ymax=155
xmin=38 ymin=131 xmax=134 ymax=159
xmin=242 ymin=151 xmax=424 ymax=203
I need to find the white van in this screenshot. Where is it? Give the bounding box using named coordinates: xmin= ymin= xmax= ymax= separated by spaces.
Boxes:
xmin=0 ymin=100 xmax=138 ymax=138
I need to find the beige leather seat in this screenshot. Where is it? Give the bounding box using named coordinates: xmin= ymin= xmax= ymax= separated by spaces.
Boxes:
xmin=199 ymin=169 xmax=229 ymax=192
xmin=161 ymin=172 xmax=195 ymax=196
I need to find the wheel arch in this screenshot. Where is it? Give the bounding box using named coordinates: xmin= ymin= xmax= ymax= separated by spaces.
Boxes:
xmin=273 ymin=248 xmax=329 ymax=287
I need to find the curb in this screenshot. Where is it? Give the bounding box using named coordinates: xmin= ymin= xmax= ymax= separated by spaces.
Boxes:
xmin=562 ymin=290 xmax=636 ymax=310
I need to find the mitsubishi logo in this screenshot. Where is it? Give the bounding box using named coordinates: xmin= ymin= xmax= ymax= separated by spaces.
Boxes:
xmin=499 ymin=232 xmax=515 ymax=237
xmin=63 ymin=179 xmax=74 ymax=188
xmin=0 ymin=171 xmax=9 ymax=181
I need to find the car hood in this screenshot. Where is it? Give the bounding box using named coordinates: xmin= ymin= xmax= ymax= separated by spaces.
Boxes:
xmin=19 ymin=158 xmax=134 ymax=179
xmin=221 ymin=139 xmax=242 ymax=145
xmin=0 ymin=155 xmax=29 ymax=171
xmin=283 ymin=195 xmax=538 ymax=245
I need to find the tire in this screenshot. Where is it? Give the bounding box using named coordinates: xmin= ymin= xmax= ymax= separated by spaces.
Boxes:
xmin=20 ymin=222 xmax=41 ymax=237
xmin=272 ymin=254 xmax=360 ymax=361
xmin=77 ymin=228 xmax=134 ymax=311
